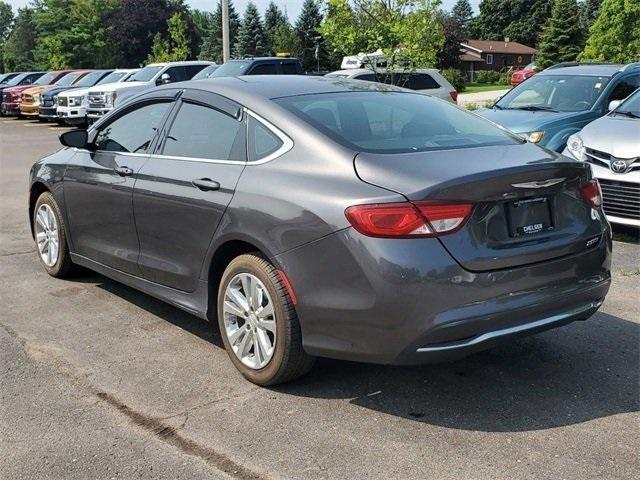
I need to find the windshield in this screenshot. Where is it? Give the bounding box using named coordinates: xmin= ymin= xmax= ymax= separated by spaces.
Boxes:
xmin=127 ymin=66 xmax=163 ymax=82
xmin=192 ymin=65 xmax=219 ymax=80
xmin=73 ymin=71 xmax=107 ymax=87
xmin=6 ymin=73 xmax=28 ymax=86
xmin=34 ymin=71 xmax=58 ymax=85
xmin=276 ymin=91 xmax=520 ymax=154
xmin=98 ymin=71 xmax=127 ymax=84
xmin=613 ymin=89 xmax=640 ymax=117
xmin=55 ymin=72 xmax=82 ymax=87
xmin=496 ymin=75 xmax=610 ymax=112
xmin=210 ymin=61 xmax=250 ymax=77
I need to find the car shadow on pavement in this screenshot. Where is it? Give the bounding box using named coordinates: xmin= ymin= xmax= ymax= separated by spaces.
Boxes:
xmin=83 ymin=274 xmax=638 ymax=433
xmin=277 ymin=312 xmax=639 ymax=432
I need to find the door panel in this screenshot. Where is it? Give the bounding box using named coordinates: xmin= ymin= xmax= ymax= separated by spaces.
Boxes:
xmin=133 ymin=92 xmax=246 ymax=292
xmin=63 ymin=100 xmax=174 ymax=274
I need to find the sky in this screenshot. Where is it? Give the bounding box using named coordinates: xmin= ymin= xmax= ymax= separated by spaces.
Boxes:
xmin=5 ymin=0 xmax=480 ymax=21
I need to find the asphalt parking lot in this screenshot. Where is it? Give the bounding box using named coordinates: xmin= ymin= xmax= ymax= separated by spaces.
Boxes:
xmin=1 ymin=117 xmax=639 ymax=480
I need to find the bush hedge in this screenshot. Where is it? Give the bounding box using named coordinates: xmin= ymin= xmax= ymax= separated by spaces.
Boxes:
xmin=475 ymin=70 xmax=501 ymax=84
xmin=441 ymin=68 xmax=466 ymax=92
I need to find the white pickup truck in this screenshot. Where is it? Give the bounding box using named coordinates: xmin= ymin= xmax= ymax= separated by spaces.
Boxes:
xmin=86 ymin=61 xmax=212 ymax=121
xmin=56 ymin=69 xmax=138 ymax=126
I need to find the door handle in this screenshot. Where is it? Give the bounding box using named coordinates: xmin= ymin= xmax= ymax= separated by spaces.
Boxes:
xmin=192 ymin=178 xmax=221 ymax=191
xmin=115 ymin=166 xmax=134 ymax=177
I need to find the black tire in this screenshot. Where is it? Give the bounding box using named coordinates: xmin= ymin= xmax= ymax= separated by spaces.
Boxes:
xmin=217 ymin=253 xmax=315 ymax=386
xmin=33 ymin=192 xmax=77 ymax=278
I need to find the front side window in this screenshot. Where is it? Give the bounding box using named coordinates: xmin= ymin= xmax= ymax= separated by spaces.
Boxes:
xmin=607 ymin=75 xmax=640 ymax=103
xmin=249 ymin=63 xmax=277 ymax=75
xmin=94 ymin=101 xmax=171 ymax=153
xmin=162 ymin=66 xmax=187 ymax=83
xmin=276 ymin=91 xmax=520 ymax=154
xmin=248 ymin=116 xmax=283 ymax=161
xmin=282 ymin=63 xmax=299 ymax=75
xmin=495 ymin=74 xmax=610 ymax=112
xmin=185 ymin=65 xmax=207 ymax=79
xmin=98 ymin=71 xmax=127 ymax=85
xmin=162 ymin=102 xmax=244 ymax=160
xmin=74 ymin=71 xmax=108 ymax=88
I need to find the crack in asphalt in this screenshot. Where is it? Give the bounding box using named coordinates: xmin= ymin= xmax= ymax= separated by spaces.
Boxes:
xmin=0 ymin=250 xmax=34 ymax=257
xmin=0 ymin=322 xmax=267 ymax=480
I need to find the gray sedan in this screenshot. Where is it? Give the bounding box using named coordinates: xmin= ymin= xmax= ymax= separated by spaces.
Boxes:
xmin=29 ymin=76 xmax=611 ymax=385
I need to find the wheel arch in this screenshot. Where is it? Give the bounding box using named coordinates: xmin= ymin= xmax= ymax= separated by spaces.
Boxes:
xmin=29 ymin=181 xmax=50 ymax=239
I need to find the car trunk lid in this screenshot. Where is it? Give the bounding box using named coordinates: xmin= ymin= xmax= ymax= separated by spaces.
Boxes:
xmin=354 ymin=143 xmax=604 ymax=271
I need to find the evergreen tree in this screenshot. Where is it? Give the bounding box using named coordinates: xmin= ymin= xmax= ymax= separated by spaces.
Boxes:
xmin=264 ymin=1 xmax=288 ymax=52
xmin=0 ymin=0 xmax=14 ymax=71
xmin=233 ymin=2 xmax=268 ymax=58
xmin=199 ymin=0 xmax=240 ymax=62
xmin=582 ymin=0 xmax=603 ymax=25
xmin=437 ymin=12 xmax=465 ymax=69
xmin=296 ymin=0 xmax=327 ymax=71
xmin=536 ymin=0 xmax=584 ymax=69
xmin=147 ymin=11 xmax=192 ymax=63
xmin=581 ymin=0 xmax=640 ymax=63
xmin=271 ymin=22 xmax=302 ymax=57
xmin=451 ymin=0 xmax=473 ymax=32
xmin=189 ymin=9 xmax=214 ymax=58
xmin=2 ymin=6 xmax=37 ymax=71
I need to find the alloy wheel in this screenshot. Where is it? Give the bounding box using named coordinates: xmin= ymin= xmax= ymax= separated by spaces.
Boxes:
xmin=35 ymin=204 xmax=59 ymax=267
xmin=222 ymin=273 xmax=277 ymax=369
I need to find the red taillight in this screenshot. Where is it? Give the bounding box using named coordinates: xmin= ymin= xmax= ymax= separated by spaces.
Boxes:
xmin=449 ymin=90 xmax=458 ymax=102
xmin=580 ymin=179 xmax=602 ymax=208
xmin=345 ymin=202 xmax=473 ymax=238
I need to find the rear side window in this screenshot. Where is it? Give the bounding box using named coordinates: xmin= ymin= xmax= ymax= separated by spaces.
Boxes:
xmin=248 ymin=116 xmax=283 ymax=161
xmin=249 ymin=63 xmax=277 ymax=75
xmin=355 ymin=74 xmax=378 ymax=82
xmin=408 ymin=73 xmax=440 ymax=90
xmin=164 ymin=66 xmax=188 ymax=83
xmin=94 ymin=101 xmax=171 ymax=153
xmin=276 ymin=91 xmax=519 ymax=154
xmin=162 ymin=102 xmax=245 ymax=160
xmin=281 ymin=62 xmax=299 ymax=75
xmin=185 ymin=65 xmax=207 ymax=79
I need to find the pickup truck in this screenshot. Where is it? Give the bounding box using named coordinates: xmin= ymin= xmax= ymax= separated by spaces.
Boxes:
xmin=209 ymin=57 xmax=304 ymax=77
xmin=0 ymin=71 xmax=47 ymax=116
xmin=86 ymin=61 xmax=212 ymax=121
xmin=56 ymin=69 xmax=138 ymax=126
xmin=20 ymin=70 xmax=88 ymax=118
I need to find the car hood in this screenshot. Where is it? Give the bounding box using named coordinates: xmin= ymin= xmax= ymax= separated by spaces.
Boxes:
xmin=580 ymin=115 xmax=640 ymax=159
xmin=42 ymin=86 xmax=82 ymax=99
xmin=476 ymin=108 xmax=585 ymax=133
xmin=3 ymin=85 xmax=35 ymax=95
xmin=22 ymin=84 xmax=57 ymax=96
xmin=90 ymin=81 xmax=147 ymax=93
xmin=58 ymin=86 xmax=92 ymax=98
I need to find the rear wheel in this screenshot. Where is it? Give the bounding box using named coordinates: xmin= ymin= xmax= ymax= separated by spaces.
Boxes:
xmin=33 ymin=192 xmax=76 ymax=278
xmin=217 ymin=253 xmax=315 ymax=386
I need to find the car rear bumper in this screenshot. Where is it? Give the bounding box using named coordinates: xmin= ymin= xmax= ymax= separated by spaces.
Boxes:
xmin=275 ymin=227 xmax=611 ymax=365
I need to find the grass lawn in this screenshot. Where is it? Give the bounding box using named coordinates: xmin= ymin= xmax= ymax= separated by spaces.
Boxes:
xmin=464 ymin=83 xmax=510 ymax=93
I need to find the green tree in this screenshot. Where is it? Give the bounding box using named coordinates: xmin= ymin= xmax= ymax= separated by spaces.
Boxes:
xmin=536 ymin=0 xmax=584 ymax=69
xmin=0 ymin=0 xmax=14 ymax=71
xmin=581 ymin=0 xmax=640 ymax=62
xmin=2 ymin=6 xmax=37 ymax=71
xmin=322 ymin=0 xmax=445 ymax=70
xmin=272 ymin=22 xmax=302 ymax=57
xmin=437 ymin=12 xmax=465 ymax=69
xmin=469 ymin=0 xmax=552 ymax=47
xmin=582 ymin=0 xmax=603 ymax=25
xmin=189 ymin=9 xmax=214 ymax=58
xmin=147 ymin=11 xmax=192 ymax=62
xmin=233 ymin=2 xmax=268 ymax=58
xmin=199 ymin=0 xmax=240 ymax=62
xmin=451 ymin=0 xmax=473 ymax=32
xmin=264 ymin=1 xmax=288 ymax=53
xmin=296 ymin=0 xmax=330 ymax=71
xmin=32 ymin=0 xmax=118 ymax=69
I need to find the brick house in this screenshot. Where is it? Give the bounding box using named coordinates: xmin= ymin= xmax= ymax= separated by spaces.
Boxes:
xmin=459 ymin=39 xmax=537 ymax=81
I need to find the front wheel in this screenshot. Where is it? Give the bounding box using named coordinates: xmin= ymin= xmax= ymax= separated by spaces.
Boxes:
xmin=33 ymin=192 xmax=77 ymax=278
xmin=217 ymin=254 xmax=315 ymax=386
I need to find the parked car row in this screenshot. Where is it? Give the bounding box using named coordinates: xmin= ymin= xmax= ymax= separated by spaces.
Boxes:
xmin=477 ymin=62 xmax=640 ymax=227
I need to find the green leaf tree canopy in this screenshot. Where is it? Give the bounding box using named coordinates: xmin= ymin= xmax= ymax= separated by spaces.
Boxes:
xmin=451 ymin=0 xmax=473 ymax=31
xmin=321 ymin=0 xmax=445 ymax=70
xmin=233 ymin=1 xmax=268 ymax=58
xmin=581 ymin=0 xmax=640 ymax=63
xmin=536 ymin=0 xmax=584 ymax=69
xmin=296 ymin=0 xmax=330 ymax=71
xmin=2 ymin=6 xmax=37 ymax=71
xmin=147 ymin=11 xmax=192 ymax=63
xmin=264 ymin=1 xmax=288 ymax=53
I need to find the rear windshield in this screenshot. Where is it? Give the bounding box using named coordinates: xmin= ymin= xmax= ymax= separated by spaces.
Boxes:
xmin=275 ymin=92 xmax=520 ymax=153
xmin=210 ymin=61 xmax=251 ymax=77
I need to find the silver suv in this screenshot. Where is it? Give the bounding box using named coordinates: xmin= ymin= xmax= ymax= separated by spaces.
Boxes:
xmin=564 ymin=88 xmax=640 ymax=227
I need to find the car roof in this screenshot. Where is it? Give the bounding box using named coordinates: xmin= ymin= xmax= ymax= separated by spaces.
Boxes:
xmin=228 ymin=57 xmax=299 ymax=62
xmin=328 ymin=68 xmax=440 ymax=76
xmin=146 ymin=61 xmax=214 ymax=67
xmin=168 ymin=75 xmax=402 ymax=109
xmin=540 ymin=64 xmax=626 ymax=77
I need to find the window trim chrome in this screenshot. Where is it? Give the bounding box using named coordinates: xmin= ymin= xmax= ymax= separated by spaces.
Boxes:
xmin=245 ymin=109 xmax=294 ymax=165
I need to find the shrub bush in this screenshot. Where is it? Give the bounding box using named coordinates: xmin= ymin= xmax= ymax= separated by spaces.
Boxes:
xmin=475 ymin=70 xmax=501 ymax=84
xmin=500 ymin=68 xmax=514 ymax=85
xmin=441 ymin=68 xmax=466 ymax=92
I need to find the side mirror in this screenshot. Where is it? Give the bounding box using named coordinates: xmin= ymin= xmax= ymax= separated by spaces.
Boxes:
xmin=157 ymin=73 xmax=171 ymax=85
xmin=607 ymin=100 xmax=621 ymax=112
xmin=60 ymin=129 xmax=89 ymax=149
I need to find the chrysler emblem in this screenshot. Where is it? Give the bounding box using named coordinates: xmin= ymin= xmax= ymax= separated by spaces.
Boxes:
xmin=611 ymin=159 xmax=628 ymax=173
xmin=512 ymin=177 xmax=566 ymax=189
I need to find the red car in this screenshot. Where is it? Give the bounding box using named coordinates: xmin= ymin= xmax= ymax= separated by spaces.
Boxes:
xmin=0 ymin=70 xmax=71 ymax=116
xmin=510 ymin=63 xmax=537 ymax=86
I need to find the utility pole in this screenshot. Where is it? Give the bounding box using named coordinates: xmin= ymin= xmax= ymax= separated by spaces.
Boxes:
xmin=222 ymin=0 xmax=230 ymax=62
